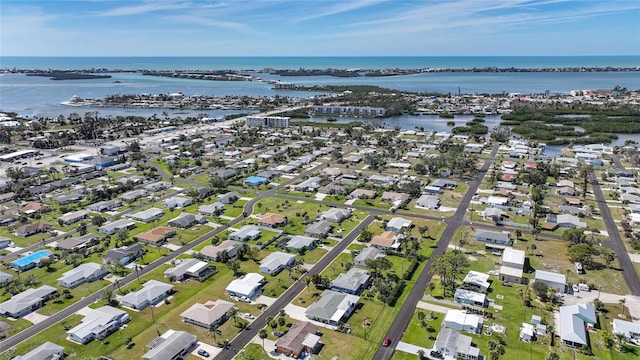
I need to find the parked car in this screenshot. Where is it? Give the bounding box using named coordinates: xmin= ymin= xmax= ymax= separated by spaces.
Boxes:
xmin=382 ymin=337 xmax=391 ymax=347
xmin=197 ymin=349 xmax=210 ymax=357
xmin=244 ymin=313 xmax=255 ymax=319
xmin=572 ymin=284 xmax=580 ymax=293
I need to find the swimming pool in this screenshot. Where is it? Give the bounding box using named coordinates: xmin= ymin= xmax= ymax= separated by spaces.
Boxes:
xmin=11 ymin=250 xmax=52 ymax=269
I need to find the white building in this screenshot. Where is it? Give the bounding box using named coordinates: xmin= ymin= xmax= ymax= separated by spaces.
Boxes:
xmin=443 ymin=310 xmax=482 ymax=334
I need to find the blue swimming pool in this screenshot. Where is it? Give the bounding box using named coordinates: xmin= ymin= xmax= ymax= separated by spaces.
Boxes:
xmin=11 ymin=250 xmax=52 ymax=270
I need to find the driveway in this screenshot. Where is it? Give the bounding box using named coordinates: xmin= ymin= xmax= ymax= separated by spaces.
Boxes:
xmin=191 ymin=342 xmax=222 ymax=359
xmin=396 ymin=341 xmax=432 ymax=356
xmin=23 ymin=312 xmax=49 ymax=325
xmin=255 ymin=295 xmax=277 ymax=307
xmin=416 ymin=301 xmax=454 ymax=314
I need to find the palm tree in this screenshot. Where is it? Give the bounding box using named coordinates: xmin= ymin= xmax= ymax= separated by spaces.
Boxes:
xmin=227 ymin=308 xmax=239 ymax=326
xmin=619 ymin=298 xmax=626 ymax=317
xmin=259 ymin=329 xmax=268 ymax=350
xmin=208 ymin=323 xmax=222 ymax=344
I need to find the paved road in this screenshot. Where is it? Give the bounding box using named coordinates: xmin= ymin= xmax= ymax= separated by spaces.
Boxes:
xmin=214 ymin=214 xmax=375 ymax=360
xmin=373 ymin=146 xmax=499 ymax=360
xmin=590 ymin=172 xmax=640 ymax=296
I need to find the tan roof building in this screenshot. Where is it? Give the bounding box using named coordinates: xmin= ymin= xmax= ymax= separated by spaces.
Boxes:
xmin=18 ymin=202 xmax=51 ymax=216
xmin=180 ymin=299 xmax=235 ymax=328
xmin=275 ymin=321 xmax=320 ymax=358
xmin=134 ymin=227 xmax=176 ymax=244
xmin=258 ymin=213 xmax=288 ymax=227
xmin=371 ymin=231 xmax=397 ymax=250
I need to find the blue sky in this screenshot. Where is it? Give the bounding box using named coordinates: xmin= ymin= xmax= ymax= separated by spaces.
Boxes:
xmin=1 ymin=0 xmax=639 ymax=56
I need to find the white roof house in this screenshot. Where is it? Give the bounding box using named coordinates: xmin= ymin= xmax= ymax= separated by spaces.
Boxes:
xmin=0 ymin=285 xmax=57 ymax=318
xmin=462 ymin=270 xmax=491 ymax=292
xmin=13 ymin=342 xmax=64 ymax=360
xmin=613 ymin=319 xmax=640 ymax=341
xmin=285 ymin=236 xmax=317 ymax=250
xmin=559 ymin=303 xmax=597 ymax=348
xmin=259 ymin=252 xmax=296 ymax=275
xmin=305 ymin=290 xmax=360 ymax=327
xmin=229 ymin=225 xmax=261 ymax=242
xmin=57 ymin=262 xmax=108 ymax=288
xmin=444 ymin=309 xmax=482 ymax=334
xmin=502 ymin=248 xmax=525 ymax=269
xmin=120 ymin=280 xmax=173 ymax=310
xmin=143 ymin=330 xmax=197 ymax=360
xmin=226 ymin=273 xmax=265 ymax=301
xmin=534 ymin=270 xmax=567 ymax=293
xmin=354 ymin=247 xmax=385 ymax=267
xmin=434 ymin=328 xmax=480 ymax=360
xmin=319 ymin=208 xmax=352 ymax=223
xmin=164 ymin=258 xmax=213 ymax=282
xmin=67 ymin=306 xmax=130 ymax=344
xmin=386 ymin=217 xmax=413 ymax=232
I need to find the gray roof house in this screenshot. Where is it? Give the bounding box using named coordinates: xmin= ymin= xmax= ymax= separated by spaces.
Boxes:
xmin=386 ymin=217 xmax=413 ymax=232
xmin=305 ymin=290 xmax=360 ymax=326
xmin=127 ymin=208 xmax=164 ymax=223
xmin=198 ymin=202 xmax=225 ymax=216
xmin=218 ymin=192 xmax=240 ymax=204
xmin=319 ymin=208 xmax=352 ymax=223
xmin=534 ymin=270 xmax=567 ymax=293
xmin=180 ymin=299 xmax=234 ymax=329
xmin=229 ymin=225 xmax=260 ymax=242
xmin=260 ymin=252 xmax=296 ymax=275
xmin=294 ymin=176 xmax=323 ymax=192
xmin=305 ymin=221 xmax=333 ymax=237
xmin=56 ymin=233 xmax=98 ymax=251
xmin=354 ymin=247 xmax=385 ymax=267
xmin=331 ymin=268 xmax=370 ymax=295
xmin=58 ymin=263 xmax=108 ymax=288
xmin=200 ymin=240 xmax=238 ymax=262
xmin=67 ymin=306 xmax=130 ymax=344
xmin=612 ymin=319 xmax=640 ymax=341
xmin=120 ymin=189 xmax=148 ymax=202
xmin=99 ymin=218 xmax=135 ymax=235
xmin=164 ymin=258 xmax=215 ymax=282
xmin=103 ymin=243 xmax=144 ymax=266
xmin=416 ymin=195 xmax=440 ymax=209
xmin=54 ymin=193 xmax=83 ymax=205
xmin=474 ymin=230 xmax=511 ymax=245
xmin=0 ymin=271 xmax=13 ymax=285
xmin=142 ymin=330 xmax=197 ymax=360
xmin=163 ymin=196 xmax=192 ymax=209
xmin=88 ymin=199 xmax=122 ymax=212
xmin=559 ymin=303 xmax=597 ymax=348
xmin=167 ymin=213 xmax=206 ymax=229
xmin=120 ymin=280 xmax=174 ymax=310
xmin=226 ymin=273 xmax=265 ymax=300
xmin=144 ymin=181 xmax=172 ymax=192
xmin=434 ymin=328 xmax=480 ymax=360
xmin=285 ymin=236 xmax=317 ymax=251
xmin=13 ymin=342 xmax=64 ymax=360
xmin=0 ymin=285 xmax=57 ymax=318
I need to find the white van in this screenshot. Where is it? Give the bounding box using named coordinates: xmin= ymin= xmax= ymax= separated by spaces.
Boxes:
xmin=578 ymin=283 xmax=590 ymax=292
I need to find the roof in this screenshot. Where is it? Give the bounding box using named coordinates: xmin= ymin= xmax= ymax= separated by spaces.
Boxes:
xmin=286 ymin=236 xmax=316 ymax=249
xmin=260 ymin=252 xmax=296 ymax=271
xmin=463 ymin=270 xmax=490 ymax=289
xmin=143 ymin=330 xmax=197 ymax=360
xmin=135 ymin=227 xmax=175 ymax=244
xmin=535 ymin=270 xmax=566 ymax=285
xmin=259 ymin=213 xmax=287 ymax=225
xmin=354 ymin=247 xmax=384 ymax=264
xmin=58 ymin=263 xmax=105 ymax=285
xmin=230 ymin=225 xmax=260 ymax=240
xmin=320 ymin=208 xmax=351 ymax=222
xmin=13 ymin=341 xmax=64 ymax=360
xmin=58 ymin=210 xmax=88 ymax=223
xmin=99 ymin=218 xmax=135 ymax=233
xmin=502 ymin=248 xmax=525 ymax=266
xmin=305 ymin=221 xmax=332 ymax=235
xmin=305 ymin=290 xmax=360 ymax=323
xmin=121 ymin=280 xmax=173 ymax=308
xmin=226 ymin=273 xmax=265 ymax=297
xmin=164 ymin=258 xmax=209 ymax=279
xmin=104 ymin=243 xmax=143 ymax=262
xmin=0 ymin=285 xmax=57 ymax=316
xmin=444 ymin=309 xmax=481 ymax=328
xmin=200 ymin=240 xmax=237 ymax=259
xmin=128 ymin=207 xmax=164 ymax=221
xmin=331 ymin=268 xmax=370 ymax=292
xmin=435 ymin=328 xmax=474 ymax=356
xmin=371 ymin=231 xmax=396 ymax=248
xmin=454 ymin=289 xmax=486 ymax=304
xmin=56 ymin=233 xmax=98 ymax=250
xmin=180 ymin=300 xmax=234 ymax=326
xmin=67 ymin=306 xmax=127 ymax=341
xmin=613 ymin=319 xmax=640 ymax=338
xmin=275 ymin=321 xmax=318 ymax=353
xmin=387 ymin=217 xmax=412 ymax=231
xmin=559 ymin=303 xmax=596 ymax=345
xmin=167 ymin=213 xmax=201 ymax=227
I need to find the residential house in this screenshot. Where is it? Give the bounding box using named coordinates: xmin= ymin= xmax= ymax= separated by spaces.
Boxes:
xmin=143 ymin=181 xmax=172 ymax=192
xmin=285 ymin=236 xmax=317 ymax=252
xmin=120 ymin=189 xmax=148 ymax=202
xmin=558 ymin=205 xmax=590 ymax=217
xmin=381 ymin=191 xmax=410 ymax=207
xmin=554 ymin=214 xmax=587 ymax=229
xmin=12 ymin=342 xmax=64 ymax=360
xmin=275 ymin=321 xmax=320 ymax=358
xmin=15 ymin=223 xmax=52 ymax=237
xmin=198 ymin=202 xmax=225 ymax=216
xmin=167 ymin=213 xmax=206 ymax=229
xmin=10 ymin=250 xmax=55 ymax=271
xmin=559 ymin=303 xmax=597 ymax=348
xmin=142 ymin=330 xmax=197 ymax=360
xmin=474 ymin=230 xmax=511 ymax=245
xmin=371 ymin=231 xmax=399 ymax=250
xmin=443 ymin=309 xmax=482 ymax=334
xmin=134 ymin=227 xmax=176 ymax=245
xmin=305 ymin=221 xmax=333 ymax=237
xmin=462 ymin=270 xmax=491 ymax=293
xmin=99 ymin=219 xmax=135 ymax=235
xmin=0 ymin=214 xmax=17 ymax=227
xmin=225 ymin=273 xmax=265 ymax=301
xmin=434 ymin=328 xmax=480 ymax=360
xmin=164 ymin=258 xmax=215 ymax=282
xmin=67 ymin=306 xmax=130 ymax=344
xmin=163 ymin=196 xmax=192 ymax=209
xmin=520 ymin=323 xmax=535 ymax=342
xmin=416 ymin=195 xmax=440 ymax=209
xmin=432 ymin=179 xmax=457 ymax=190
xmin=120 ymin=280 xmax=174 ymax=310
xmin=534 ymin=270 xmax=567 ymax=293
xmin=57 ymin=263 xmax=108 ymax=288
xmin=482 ymin=208 xmax=504 ymax=221
xmin=229 ymin=225 xmax=260 ymax=242
xmin=386 ymin=217 xmax=412 ymax=232
xmin=454 ymin=289 xmax=487 ymax=308
xmin=127 ymin=208 xmax=164 ymax=223
xmin=54 ymin=193 xmax=83 ymax=205
xmin=258 ymin=213 xmax=288 ymax=228
xmin=244 ymin=176 xmax=268 ymax=186
xmin=0 ymin=192 xmax=15 ymax=203
xmin=18 ymin=202 xmax=51 ymax=217
xmin=612 ymin=319 xmax=640 ymax=342
xmin=88 ymin=199 xmax=122 ymax=212
xmin=211 ymin=169 xmax=237 ymax=179
xmin=348 ymin=189 xmax=376 ymax=199
xmin=331 ymin=268 xmax=370 ymax=295
xmin=103 ymin=244 xmax=144 ymax=266
xmin=294 ymin=177 xmax=323 ymax=192
xmin=0 ymin=271 xmax=13 ymax=285
xmin=305 ymin=290 xmax=360 ymax=326
xmin=0 ymin=236 xmax=11 ymax=249
xmin=0 ymin=285 xmax=57 ymax=318
xmin=200 ymin=240 xmax=238 ymax=262
xmin=180 ymin=300 xmax=234 ymax=329
xmin=354 ymin=247 xmax=385 ymax=267
xmin=197 ymin=187 xmax=215 ymax=200
xmin=499 ymin=248 xmax=526 ymax=285
xmin=319 ymin=208 xmax=352 ymax=223
xmin=218 ymin=192 xmax=240 ymax=204
xmin=58 ymin=210 xmax=89 ymax=225
xmin=260 ymin=252 xmax=296 ymax=275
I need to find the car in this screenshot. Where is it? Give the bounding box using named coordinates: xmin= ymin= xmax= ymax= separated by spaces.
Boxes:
xmin=382 ymin=337 xmax=391 ymax=347
xmin=244 ymin=313 xmax=255 ymax=319
xmin=430 ymin=350 xmax=444 ymax=359
xmin=572 ymin=284 xmax=580 ymax=293
xmin=197 ymin=349 xmax=210 ymax=357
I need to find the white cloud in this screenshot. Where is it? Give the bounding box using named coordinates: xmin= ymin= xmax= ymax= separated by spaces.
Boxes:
xmin=97 ymin=1 xmax=193 ymax=16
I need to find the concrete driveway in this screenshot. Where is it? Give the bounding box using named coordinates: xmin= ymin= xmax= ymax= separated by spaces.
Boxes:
xmin=23 ymin=312 xmax=49 ymax=325
xmin=191 ymin=342 xmax=221 ymax=359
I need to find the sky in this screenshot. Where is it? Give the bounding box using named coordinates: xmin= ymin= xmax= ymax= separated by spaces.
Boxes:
xmin=1 ymin=0 xmax=639 ymax=56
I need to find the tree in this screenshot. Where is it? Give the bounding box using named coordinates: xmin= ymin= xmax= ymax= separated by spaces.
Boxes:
xmin=77 ymin=222 xmax=87 ymax=236
xmin=116 ymin=228 xmax=129 ymax=245
xmin=227 ymin=308 xmax=239 ymax=326
xmin=208 ymin=323 xmax=221 ymax=344
xmin=545 ymin=352 xmax=560 ymax=360
xmin=39 ymin=257 xmax=52 ymax=270
xmin=567 ymin=243 xmax=598 ymax=269
xmin=563 ymin=228 xmax=587 ymax=244
xmin=102 ymin=289 xmax=114 ymax=305
xmin=92 ymin=215 xmax=107 ymax=227
xmin=619 ymin=298 xmax=626 ymax=317
xmin=259 ymin=329 xmax=268 ymax=349
xmin=209 ymin=175 xmax=227 ymax=192
xmin=359 ymin=229 xmax=373 ymax=242
xmin=227 ymin=260 xmax=241 ymax=276
xmin=429 ymin=250 xmax=469 ymax=296
xmin=532 ymin=281 xmax=550 ymax=301
xmin=490 ymin=126 xmax=512 ymax=142
xmin=427 ymin=282 xmax=436 ymax=295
